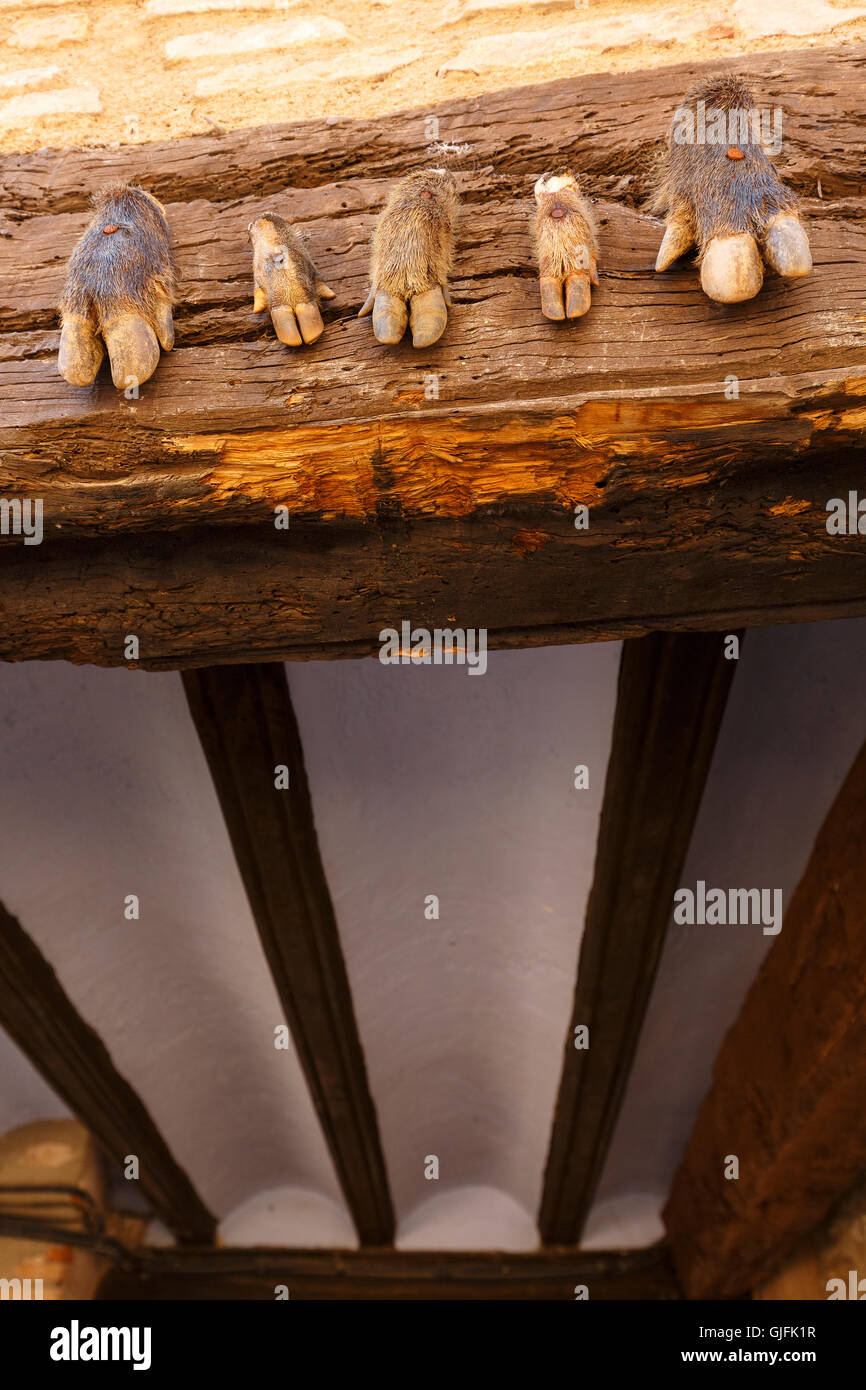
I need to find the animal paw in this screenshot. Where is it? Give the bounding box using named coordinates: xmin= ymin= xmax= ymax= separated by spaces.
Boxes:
xmin=58 ymin=183 xmax=177 ymax=390
xmin=359 ymin=168 xmax=458 ymax=347
xmin=249 ymin=213 xmax=335 ymax=347
xmin=654 ymin=74 xmax=812 ymax=304
xmin=532 ymin=171 xmax=599 ymax=320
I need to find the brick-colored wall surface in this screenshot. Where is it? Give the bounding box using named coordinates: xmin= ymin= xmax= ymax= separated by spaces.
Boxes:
xmin=0 ymin=0 xmax=865 ymax=151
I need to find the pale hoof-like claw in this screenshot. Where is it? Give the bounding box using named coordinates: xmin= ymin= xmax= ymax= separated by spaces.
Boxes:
xmin=700 ymin=233 xmax=763 ymax=304
xmin=409 ymin=285 xmax=448 ymax=347
xmin=58 ymin=314 xmax=104 ymax=386
xmin=539 ymin=270 xmax=594 ymax=321
xmin=539 ymin=275 xmax=566 ymax=320
xmin=762 ymin=213 xmax=812 ymax=279
xmin=102 ymin=313 xmax=161 ymax=390
xmin=564 ymin=272 xmax=591 ymax=318
xmin=655 ymin=218 xmax=695 ymax=273
xmin=153 ymin=292 xmax=175 ymax=351
xmin=295 ymin=300 xmax=325 ymax=345
xmin=371 ymin=289 xmax=409 ymax=344
xmin=270 ymin=304 xmax=303 ymax=346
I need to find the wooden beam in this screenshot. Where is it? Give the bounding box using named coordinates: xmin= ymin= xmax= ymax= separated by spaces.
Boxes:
xmin=2 ymin=47 xmax=866 ymax=667
xmin=664 ymin=734 xmax=866 ymax=1299
xmin=3 ymin=46 xmax=862 ymax=219
xmin=182 ymin=663 xmax=394 ymax=1245
xmin=4 ymin=503 xmax=866 ymax=670
xmin=539 ymin=633 xmax=738 ymax=1244
xmin=98 ymin=1242 xmax=678 ymax=1301
xmin=0 ymin=900 xmax=216 ymax=1246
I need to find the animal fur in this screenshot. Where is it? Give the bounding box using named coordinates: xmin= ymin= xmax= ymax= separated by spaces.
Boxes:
xmin=369 ymin=168 xmax=458 ymax=299
xmin=59 ymin=182 xmax=176 ymax=328
xmin=250 ymin=212 xmax=319 ymax=306
xmin=532 ymin=170 xmax=598 ymax=279
xmin=653 ymin=73 xmax=799 ymax=260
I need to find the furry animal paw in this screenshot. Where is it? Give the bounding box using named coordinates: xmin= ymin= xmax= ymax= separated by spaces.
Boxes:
xmin=654 ymin=74 xmax=812 ymax=304
xmin=532 ymin=170 xmax=599 ymax=320
xmin=249 ymin=213 xmax=335 ymax=347
xmin=58 ymin=183 xmax=177 ymax=390
xmin=359 ymin=168 xmax=458 ymax=348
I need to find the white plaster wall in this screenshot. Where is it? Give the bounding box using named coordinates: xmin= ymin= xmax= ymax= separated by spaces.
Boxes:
xmin=0 ymin=1033 xmax=70 ymax=1133
xmin=289 ymin=641 xmax=622 ymax=1244
xmin=590 ymin=615 xmax=866 ymax=1244
xmin=0 ymin=662 xmax=347 ymax=1229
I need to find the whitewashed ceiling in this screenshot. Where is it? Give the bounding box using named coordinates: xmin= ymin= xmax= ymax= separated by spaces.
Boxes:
xmin=0 ymin=617 xmax=864 ymax=1248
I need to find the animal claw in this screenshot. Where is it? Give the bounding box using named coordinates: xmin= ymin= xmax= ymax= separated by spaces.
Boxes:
xmin=372 ymin=289 xmax=409 ymax=344
xmin=269 ymin=304 xmax=303 ymax=346
xmin=539 ymin=275 xmax=566 ymax=320
xmin=564 ymin=272 xmax=592 ymax=318
xmin=700 ymin=233 xmax=764 ymax=304
xmin=316 ymin=280 xmax=336 ymax=300
xmin=409 ymin=284 xmax=448 ymax=347
xmin=762 ymin=213 xmax=812 ymax=279
xmin=58 ymin=314 xmax=105 ymax=387
xmin=253 ymin=286 xmax=268 ymax=313
xmin=655 ymin=218 xmax=694 ymax=273
xmin=153 ymin=291 xmax=175 ymax=351
xmin=295 ymin=300 xmax=325 ymax=345
xmin=102 ymin=313 xmax=161 ymax=390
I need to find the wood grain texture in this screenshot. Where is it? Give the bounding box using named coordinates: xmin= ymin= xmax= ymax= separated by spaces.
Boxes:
xmin=182 ymin=663 xmax=394 ymax=1246
xmin=539 ymin=633 xmax=738 ymax=1244
xmin=1 ymin=48 xmax=866 ymax=665
xmin=98 ymin=1242 xmax=679 ymax=1300
xmin=0 ymin=899 xmax=216 ymax=1246
xmin=664 ymin=734 xmax=866 ymax=1300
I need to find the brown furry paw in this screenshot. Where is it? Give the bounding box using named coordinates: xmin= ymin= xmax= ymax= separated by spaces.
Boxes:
xmin=249 ymin=213 xmax=334 ymax=347
xmin=533 ymin=172 xmax=599 ymax=321
xmin=359 ymin=168 xmax=458 ymax=347
xmin=654 ymin=74 xmax=812 ymax=305
xmin=58 ymin=183 xmax=176 ymax=390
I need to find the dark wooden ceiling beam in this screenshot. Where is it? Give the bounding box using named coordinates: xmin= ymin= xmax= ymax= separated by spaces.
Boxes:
xmin=98 ymin=1241 xmax=678 ymax=1301
xmin=539 ymin=632 xmax=739 ymax=1245
xmin=182 ymin=663 xmax=394 ymax=1246
xmin=2 ymin=50 xmax=866 ymax=669
xmin=0 ymin=898 xmax=216 ymax=1245
xmin=664 ymin=733 xmax=866 ymax=1299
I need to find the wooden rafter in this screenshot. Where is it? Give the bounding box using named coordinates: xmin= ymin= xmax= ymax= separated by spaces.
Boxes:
xmin=98 ymin=1242 xmax=678 ymax=1301
xmin=664 ymin=732 xmax=866 ymax=1299
xmin=539 ymin=632 xmax=738 ymax=1244
xmin=0 ymin=898 xmax=215 ymax=1245
xmin=2 ymin=48 xmax=866 ymax=667
xmin=182 ymin=663 xmax=394 ymax=1246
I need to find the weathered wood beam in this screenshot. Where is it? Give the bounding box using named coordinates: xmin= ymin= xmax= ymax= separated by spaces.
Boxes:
xmin=1 ymin=48 xmax=866 ymax=666
xmin=0 ymin=899 xmax=216 ymax=1246
xmin=664 ymin=733 xmax=866 ymax=1300
xmin=0 ymin=46 xmax=862 ymax=217
xmin=4 ymin=480 xmax=866 ymax=668
xmin=98 ymin=1242 xmax=678 ymax=1301
xmin=182 ymin=663 xmax=394 ymax=1246
xmin=539 ymin=633 xmax=738 ymax=1244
